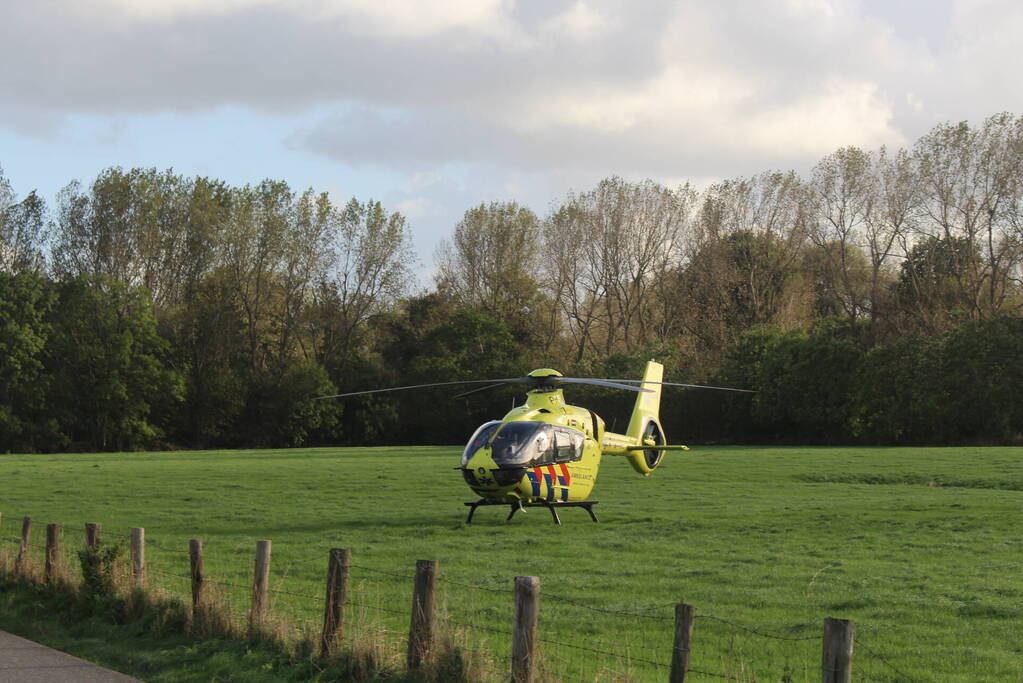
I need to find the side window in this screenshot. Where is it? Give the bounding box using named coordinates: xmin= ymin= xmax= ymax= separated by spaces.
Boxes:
xmin=552 ymin=428 xmax=584 ymax=463
xmin=528 ymin=429 xmax=557 ymax=466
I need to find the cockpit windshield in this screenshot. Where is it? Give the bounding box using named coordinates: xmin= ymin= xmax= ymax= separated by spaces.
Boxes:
xmin=490 ymin=422 xmax=551 ymax=466
xmin=493 ymin=422 xmax=586 ymax=467
xmin=462 ymin=420 xmax=586 ymax=468
xmin=461 ymin=420 xmax=501 ymax=466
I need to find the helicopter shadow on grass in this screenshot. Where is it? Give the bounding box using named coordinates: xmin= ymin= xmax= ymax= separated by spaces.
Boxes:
xmin=224 ymin=508 xmax=622 ymax=537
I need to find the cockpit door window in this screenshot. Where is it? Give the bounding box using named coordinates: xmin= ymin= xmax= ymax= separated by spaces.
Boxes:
xmin=552 ymin=427 xmax=584 ymax=463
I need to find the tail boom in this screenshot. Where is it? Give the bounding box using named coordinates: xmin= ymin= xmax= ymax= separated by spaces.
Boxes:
xmin=601 ymin=360 xmax=687 ymax=476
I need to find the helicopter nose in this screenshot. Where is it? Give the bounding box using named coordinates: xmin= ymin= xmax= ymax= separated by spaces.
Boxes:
xmin=462 ymin=450 xmax=491 ymax=484
xmin=462 ymin=449 xmax=524 ymax=490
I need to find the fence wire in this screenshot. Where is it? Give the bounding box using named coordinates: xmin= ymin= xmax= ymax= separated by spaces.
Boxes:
xmin=697 ymin=613 xmax=820 ymax=642
xmin=1 ymin=510 xmax=929 ymax=682
xmin=856 ymin=637 xmax=919 ymax=682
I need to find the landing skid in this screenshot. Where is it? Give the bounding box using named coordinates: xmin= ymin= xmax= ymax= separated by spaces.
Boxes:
xmin=463 ymin=499 xmax=599 ymax=525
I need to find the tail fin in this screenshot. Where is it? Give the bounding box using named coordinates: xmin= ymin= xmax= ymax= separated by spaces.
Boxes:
xmin=624 ymin=360 xmax=666 ymax=475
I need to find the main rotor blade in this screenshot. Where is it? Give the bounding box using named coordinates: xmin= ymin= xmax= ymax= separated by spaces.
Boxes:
xmin=597 ymin=379 xmax=755 ymax=393
xmin=316 ymin=378 xmax=527 ymax=400
xmin=556 ymin=377 xmax=653 ymax=392
xmin=317 ymin=374 xmax=673 ymax=400
xmin=452 ymin=383 xmax=508 ymax=400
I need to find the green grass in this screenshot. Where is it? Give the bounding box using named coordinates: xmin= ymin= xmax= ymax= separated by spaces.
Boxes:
xmin=0 ymin=581 xmax=324 ymax=682
xmin=2 ymin=445 xmax=1022 ymax=681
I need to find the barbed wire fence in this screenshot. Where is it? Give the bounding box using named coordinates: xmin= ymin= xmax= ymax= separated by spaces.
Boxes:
xmin=0 ymin=512 xmax=920 ymax=682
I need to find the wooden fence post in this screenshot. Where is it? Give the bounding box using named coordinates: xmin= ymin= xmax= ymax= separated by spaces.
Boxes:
xmin=130 ymin=528 xmax=145 ymax=585
xmin=251 ymin=539 xmax=272 ymax=624
xmin=45 ymin=524 xmax=62 ymax=583
xmin=321 ymin=548 xmax=351 ymax=656
xmin=670 ymin=602 xmax=695 ymax=682
xmin=189 ymin=539 xmax=204 ymax=607
xmin=822 ymin=617 xmax=854 ymax=683
xmin=512 ymin=575 xmax=540 ymax=683
xmin=16 ymin=517 xmax=31 ymax=572
xmin=85 ymin=522 xmax=101 ymax=550
xmin=407 ymin=559 xmax=438 ymax=669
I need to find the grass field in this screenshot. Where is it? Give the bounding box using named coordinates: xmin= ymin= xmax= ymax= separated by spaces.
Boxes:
xmin=2 ymin=445 xmax=1021 ymax=681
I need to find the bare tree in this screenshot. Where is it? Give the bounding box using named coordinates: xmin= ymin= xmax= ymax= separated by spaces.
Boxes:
xmin=911 ymin=114 xmax=1023 ymax=322
xmin=541 ymin=178 xmax=694 ymax=361
xmin=863 ymin=146 xmax=919 ymax=335
xmin=805 ymin=147 xmax=874 ymax=322
xmin=676 ymin=171 xmax=808 ymax=357
xmin=541 ymin=202 xmax=601 ymax=362
xmin=435 ymin=201 xmax=545 ymax=335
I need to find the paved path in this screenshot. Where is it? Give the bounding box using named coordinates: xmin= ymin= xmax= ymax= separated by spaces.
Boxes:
xmin=0 ymin=630 xmax=139 ymax=682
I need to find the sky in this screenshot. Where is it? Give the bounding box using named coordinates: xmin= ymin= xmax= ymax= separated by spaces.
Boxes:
xmin=2 ymin=0 xmax=1022 ymax=281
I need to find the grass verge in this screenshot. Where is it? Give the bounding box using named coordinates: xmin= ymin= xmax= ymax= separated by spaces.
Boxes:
xmin=0 ymin=547 xmax=485 ymax=682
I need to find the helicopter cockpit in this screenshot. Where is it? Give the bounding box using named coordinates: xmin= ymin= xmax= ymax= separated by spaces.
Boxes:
xmin=461 ymin=421 xmax=584 ymax=468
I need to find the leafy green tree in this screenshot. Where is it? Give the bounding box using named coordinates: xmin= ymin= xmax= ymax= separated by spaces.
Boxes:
xmin=1 ymin=189 xmax=49 ymax=275
xmin=0 ymin=272 xmax=57 ymax=451
xmin=715 ymin=323 xmax=865 ymax=443
xmin=315 ymin=198 xmax=416 ymax=377
xmin=853 ymin=335 xmax=947 ymax=443
xmin=167 ymin=271 xmax=248 ymax=448
xmin=1 ymin=165 xmax=49 ymax=275
xmin=896 ymin=236 xmax=980 ymax=330
xmin=701 ymin=326 xmax=803 ymax=441
xmin=238 ymin=361 xmax=340 ymax=448
xmin=771 ymin=324 xmax=865 ymax=443
xmin=802 ymin=240 xmax=872 ymax=320
xmin=45 ymin=277 xmax=184 ymax=451
xmin=398 ymin=309 xmax=523 ymax=444
xmin=938 ymin=315 xmax=1023 ymax=442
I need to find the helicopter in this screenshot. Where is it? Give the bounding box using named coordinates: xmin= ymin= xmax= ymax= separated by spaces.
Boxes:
xmin=321 ymin=360 xmax=752 ymax=524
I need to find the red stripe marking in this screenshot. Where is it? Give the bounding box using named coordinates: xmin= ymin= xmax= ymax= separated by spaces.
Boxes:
xmin=533 ymin=467 xmax=545 ymax=496
xmin=558 ymin=463 xmax=571 ymax=485
xmin=546 ymin=465 xmax=557 ymax=484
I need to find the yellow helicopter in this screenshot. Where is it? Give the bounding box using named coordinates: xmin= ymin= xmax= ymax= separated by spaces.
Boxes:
xmin=322 ymin=361 xmax=751 ymax=523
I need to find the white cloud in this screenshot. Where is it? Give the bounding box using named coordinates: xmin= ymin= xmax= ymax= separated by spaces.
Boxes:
xmin=406 ymin=170 xmax=446 ymax=192
xmin=396 ymin=195 xmax=441 ymax=219
xmin=3 ymin=0 xmax=1021 ymax=211
xmin=541 ymin=1 xmax=611 ymax=41
xmin=745 ymin=78 xmax=903 ymax=155
xmin=99 ymin=0 xmax=515 ymax=37
xmin=940 ymin=0 xmax=1023 ymax=117
xmin=906 ymin=92 xmax=925 ymax=113
xmin=98 ymin=0 xmax=270 ymax=17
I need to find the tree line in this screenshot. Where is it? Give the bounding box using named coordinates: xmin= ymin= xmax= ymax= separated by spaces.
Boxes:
xmin=2 ymin=113 xmax=1022 ymax=452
